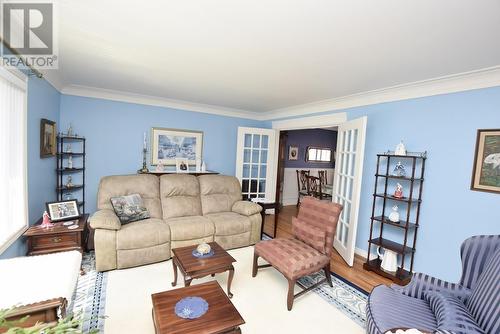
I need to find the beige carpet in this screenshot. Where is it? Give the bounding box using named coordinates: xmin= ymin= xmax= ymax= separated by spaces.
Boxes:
xmin=105 ymin=246 xmax=364 ymax=334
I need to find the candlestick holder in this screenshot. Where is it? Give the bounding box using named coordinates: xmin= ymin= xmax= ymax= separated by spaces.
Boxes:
xmin=138 ymin=147 xmax=149 ymax=174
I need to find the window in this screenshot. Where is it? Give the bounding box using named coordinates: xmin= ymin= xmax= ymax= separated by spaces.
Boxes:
xmin=306 ymin=146 xmax=332 ymax=163
xmin=0 ymin=66 xmax=28 ymax=254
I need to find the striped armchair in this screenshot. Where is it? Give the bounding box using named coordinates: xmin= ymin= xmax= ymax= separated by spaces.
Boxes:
xmin=367 ymin=235 xmax=500 ymax=334
xmin=252 ymin=196 xmax=342 ymax=310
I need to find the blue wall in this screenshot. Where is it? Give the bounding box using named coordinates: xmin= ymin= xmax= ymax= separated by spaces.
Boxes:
xmin=273 ymin=86 xmax=500 ymax=282
xmin=0 ymin=77 xmax=60 ymax=259
xmin=59 ymin=95 xmax=263 ymax=214
xmin=284 ymin=128 xmax=337 ymax=168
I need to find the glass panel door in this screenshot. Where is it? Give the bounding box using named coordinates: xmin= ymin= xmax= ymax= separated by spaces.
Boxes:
xmin=236 ymin=127 xmax=276 ymax=201
xmin=333 ymin=117 xmax=367 ymax=266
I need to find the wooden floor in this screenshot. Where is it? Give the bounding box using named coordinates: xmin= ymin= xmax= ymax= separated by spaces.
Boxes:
xmin=262 ymin=205 xmax=392 ymax=293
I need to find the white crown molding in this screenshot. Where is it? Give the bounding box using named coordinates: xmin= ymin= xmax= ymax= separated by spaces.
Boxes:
xmin=272 ymin=113 xmax=347 ymax=130
xmin=60 ymin=84 xmax=261 ymax=120
xmin=263 ymin=65 xmax=500 ymax=120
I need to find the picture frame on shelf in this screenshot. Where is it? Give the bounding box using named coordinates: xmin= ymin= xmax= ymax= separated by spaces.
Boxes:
xmin=40 ymin=118 xmax=56 ymax=158
xmin=175 ymin=157 xmax=190 ymax=173
xmin=471 ymin=128 xmax=500 ymax=194
xmin=288 ymin=146 xmax=298 ymax=160
xmin=151 ymin=128 xmax=203 ymax=166
xmin=46 ymin=199 xmax=80 ymax=222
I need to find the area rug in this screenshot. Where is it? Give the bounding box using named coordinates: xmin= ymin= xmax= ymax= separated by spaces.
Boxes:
xmin=74 ymin=246 xmax=368 ymax=333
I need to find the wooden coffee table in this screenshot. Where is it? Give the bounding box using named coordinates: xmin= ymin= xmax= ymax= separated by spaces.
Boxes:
xmin=171 ymin=242 xmax=236 ymax=297
xmin=152 ymin=281 xmax=245 ymax=334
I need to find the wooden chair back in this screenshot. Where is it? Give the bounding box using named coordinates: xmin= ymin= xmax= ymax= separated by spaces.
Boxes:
xmin=296 ymin=170 xmax=310 ymax=192
xmin=307 ymin=175 xmax=324 ymax=199
xmin=318 ymin=170 xmax=327 ymax=185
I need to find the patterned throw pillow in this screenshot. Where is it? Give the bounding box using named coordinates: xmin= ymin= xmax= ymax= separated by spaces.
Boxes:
xmin=423 ymin=291 xmax=485 ymax=334
xmin=110 ymin=194 xmax=150 ymax=224
xmin=292 ymin=216 xmax=326 ymax=253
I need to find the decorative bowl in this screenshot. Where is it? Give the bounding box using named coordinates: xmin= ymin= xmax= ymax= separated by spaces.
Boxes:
xmin=196 ymin=243 xmax=211 ymax=255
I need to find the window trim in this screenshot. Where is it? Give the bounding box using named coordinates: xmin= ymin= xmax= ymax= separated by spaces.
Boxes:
xmin=305 ymin=146 xmax=333 ymax=163
xmin=0 ymin=65 xmax=29 ymax=255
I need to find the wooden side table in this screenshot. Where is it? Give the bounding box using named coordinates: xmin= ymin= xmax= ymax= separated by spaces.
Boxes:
xmin=253 ymin=200 xmax=279 ymax=239
xmin=23 ymin=214 xmax=89 ymax=256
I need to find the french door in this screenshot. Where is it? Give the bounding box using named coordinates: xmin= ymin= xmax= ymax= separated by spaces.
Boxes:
xmin=235 ymin=127 xmax=277 ymax=201
xmin=333 ymin=117 xmax=367 ymax=266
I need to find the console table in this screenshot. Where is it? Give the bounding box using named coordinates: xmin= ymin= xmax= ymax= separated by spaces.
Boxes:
xmin=252 ymin=200 xmax=279 ymax=239
xmin=143 ymin=171 xmax=219 ymax=176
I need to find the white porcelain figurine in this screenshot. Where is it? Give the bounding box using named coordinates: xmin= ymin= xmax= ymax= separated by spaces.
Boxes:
xmin=388 ymin=205 xmax=400 ymax=223
xmin=395 ymin=140 xmax=407 ymax=156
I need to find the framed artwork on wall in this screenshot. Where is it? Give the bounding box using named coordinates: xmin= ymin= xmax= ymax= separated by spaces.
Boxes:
xmin=151 ymin=128 xmax=203 ymax=165
xmin=40 ymin=118 xmax=56 ymax=158
xmin=471 ymin=128 xmax=500 ymax=194
xmin=288 ymin=146 xmax=298 ymax=160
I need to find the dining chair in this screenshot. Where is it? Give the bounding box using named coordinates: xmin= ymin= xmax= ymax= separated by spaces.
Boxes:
xmin=318 ymin=170 xmax=327 ymax=186
xmin=296 ymin=170 xmax=310 ymax=207
xmin=308 ymin=175 xmax=332 ymax=201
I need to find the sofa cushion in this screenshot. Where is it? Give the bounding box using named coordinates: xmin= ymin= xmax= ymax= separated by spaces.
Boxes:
xmin=205 ymin=212 xmax=251 ymax=236
xmin=424 ymin=291 xmax=485 ymax=334
xmin=97 ymin=174 xmax=162 ymax=219
xmin=165 ymin=216 xmax=214 ymax=241
xmin=232 ymin=200 xmax=262 ymax=216
xmin=466 ymin=248 xmax=500 ymax=334
xmin=367 ymin=285 xmax=437 ymax=333
xmin=160 ymin=174 xmax=202 ymax=219
xmin=116 ymin=218 xmax=170 ymax=250
xmin=255 ymin=238 xmax=330 ymax=280
xmin=199 ymin=175 xmax=242 ymax=215
xmin=110 ymin=193 xmax=150 ymax=224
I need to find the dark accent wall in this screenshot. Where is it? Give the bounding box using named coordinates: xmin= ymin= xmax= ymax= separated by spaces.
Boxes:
xmin=284 ymin=128 xmax=337 ymax=168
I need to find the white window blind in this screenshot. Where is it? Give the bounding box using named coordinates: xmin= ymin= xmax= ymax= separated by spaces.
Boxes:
xmin=0 ymin=66 xmax=28 ymax=254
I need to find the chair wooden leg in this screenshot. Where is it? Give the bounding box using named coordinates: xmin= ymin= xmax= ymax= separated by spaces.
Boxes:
xmin=252 ymin=253 xmax=259 ymax=277
xmin=287 ymin=279 xmax=296 ymax=311
xmin=324 ymin=265 xmax=333 ymax=287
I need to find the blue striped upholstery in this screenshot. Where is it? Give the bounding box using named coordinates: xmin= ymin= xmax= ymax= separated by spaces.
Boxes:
xmin=465 ymin=248 xmax=500 ymax=334
xmin=366 ymin=235 xmax=500 ymax=334
xmin=425 ymin=291 xmax=485 ymax=334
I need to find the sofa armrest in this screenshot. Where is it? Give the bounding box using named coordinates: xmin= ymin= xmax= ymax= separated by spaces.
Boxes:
xmin=232 ymin=201 xmax=262 ymax=216
xmin=392 ymin=272 xmax=471 ymax=301
xmin=89 ymin=209 xmax=121 ymax=230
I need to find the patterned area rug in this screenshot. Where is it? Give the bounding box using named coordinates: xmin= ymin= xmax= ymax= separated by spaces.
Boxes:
xmin=72 ymin=249 xmax=368 ymax=333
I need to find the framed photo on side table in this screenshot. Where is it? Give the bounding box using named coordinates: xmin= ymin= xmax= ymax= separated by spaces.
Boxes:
xmin=471 ymin=129 xmax=500 ymax=194
xmin=151 ymin=128 xmax=203 ymax=166
xmin=46 ymin=199 xmax=80 ymax=222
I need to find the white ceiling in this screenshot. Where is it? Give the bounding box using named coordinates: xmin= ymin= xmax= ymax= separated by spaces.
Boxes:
xmin=47 ymin=0 xmax=500 ymax=118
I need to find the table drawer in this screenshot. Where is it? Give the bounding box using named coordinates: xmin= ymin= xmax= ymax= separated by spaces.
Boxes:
xmin=31 ymin=233 xmax=79 ymax=250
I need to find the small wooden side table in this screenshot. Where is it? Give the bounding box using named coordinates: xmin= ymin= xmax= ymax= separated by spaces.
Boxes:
xmin=253 ymin=200 xmax=279 ymax=239
xmin=23 ymin=214 xmax=89 ymax=256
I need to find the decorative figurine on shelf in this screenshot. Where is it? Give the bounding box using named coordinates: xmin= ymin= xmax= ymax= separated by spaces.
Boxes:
xmin=156 ymin=162 xmax=164 ymax=172
xmin=67 ymin=155 xmax=73 ymax=169
xmin=395 ymin=140 xmax=407 ymax=156
xmin=201 ymin=161 xmax=206 ymax=172
xmin=393 ymin=183 xmax=404 ymax=198
xmin=138 ymin=132 xmax=149 ymax=174
xmin=41 ymin=211 xmax=53 ymax=229
xmin=65 ymin=144 xmax=72 ymax=153
xmin=64 ymin=192 xmax=73 ymax=201
xmin=66 ymin=123 xmax=74 ymax=137
xmin=392 ymin=161 xmax=406 ymax=177
xmin=388 ymin=205 xmax=400 ymax=223
xmin=196 ymin=158 xmax=201 ymax=172
xmin=65 ymin=175 xmax=74 ymax=188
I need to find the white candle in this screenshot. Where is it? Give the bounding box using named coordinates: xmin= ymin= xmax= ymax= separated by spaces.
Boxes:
xmin=143 ymin=132 xmax=147 ymax=149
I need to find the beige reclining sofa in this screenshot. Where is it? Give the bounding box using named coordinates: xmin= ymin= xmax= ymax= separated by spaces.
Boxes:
xmin=89 ymin=174 xmax=262 ymax=271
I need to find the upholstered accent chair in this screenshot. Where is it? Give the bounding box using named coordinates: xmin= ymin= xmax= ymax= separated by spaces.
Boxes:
xmin=367 ymin=235 xmax=500 ymax=334
xmin=296 ymin=169 xmax=310 ymax=207
xmin=252 ymin=196 xmax=342 ymax=310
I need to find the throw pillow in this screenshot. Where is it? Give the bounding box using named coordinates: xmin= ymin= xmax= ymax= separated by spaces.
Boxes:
xmin=424 ymin=291 xmax=485 ymax=334
xmin=110 ymin=194 xmax=150 ymax=224
xmin=292 ymin=216 xmax=326 ymax=253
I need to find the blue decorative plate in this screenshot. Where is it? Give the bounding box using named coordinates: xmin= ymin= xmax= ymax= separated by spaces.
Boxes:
xmin=174 ymin=296 xmax=209 ymax=319
xmin=192 ymin=249 xmax=215 ymax=258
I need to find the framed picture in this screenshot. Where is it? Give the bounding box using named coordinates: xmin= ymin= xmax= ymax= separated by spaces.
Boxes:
xmin=471 ymin=129 xmax=500 ymax=194
xmin=175 ymin=157 xmax=190 ymax=173
xmin=288 ymin=146 xmax=298 ymax=160
xmin=46 ymin=199 xmax=80 ymax=222
xmin=40 ymin=118 xmax=56 ymax=158
xmin=151 ymin=128 xmax=203 ymax=165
